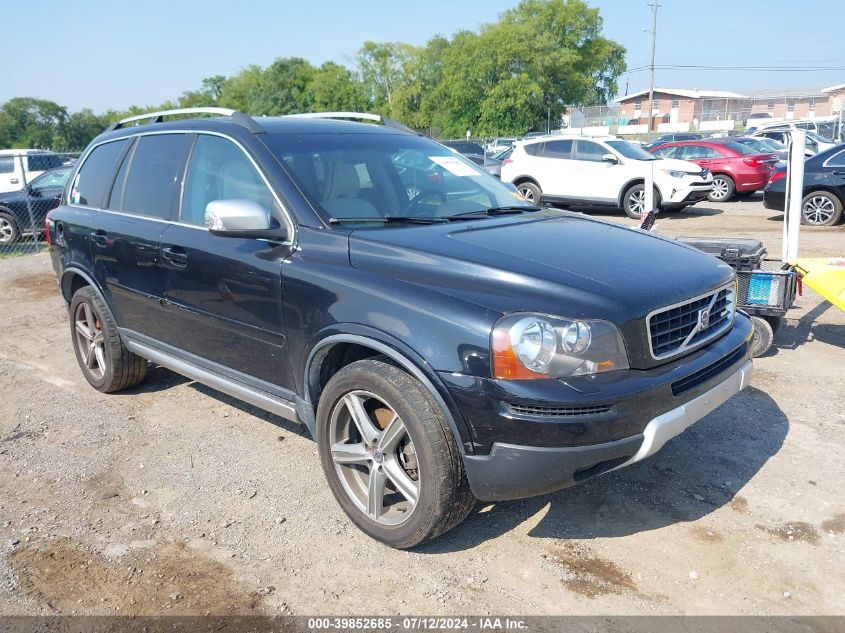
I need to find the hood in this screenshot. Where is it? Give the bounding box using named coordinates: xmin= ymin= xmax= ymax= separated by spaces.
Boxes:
xmin=348 ymin=210 xmax=734 ymax=326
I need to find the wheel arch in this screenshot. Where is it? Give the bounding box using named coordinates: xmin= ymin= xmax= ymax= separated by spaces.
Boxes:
xmin=302 ymin=328 xmax=474 ymax=455
xmin=60 ymin=266 xmax=104 ymax=304
xmin=617 ymin=178 xmax=646 ymax=207
xmin=511 ymin=175 xmax=540 ymax=188
xmin=803 ymin=185 xmax=844 ymax=205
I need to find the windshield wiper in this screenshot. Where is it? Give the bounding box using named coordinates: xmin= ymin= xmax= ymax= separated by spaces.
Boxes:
xmin=328 ymin=216 xmax=448 ymax=225
xmin=444 ymin=205 xmax=544 ymax=221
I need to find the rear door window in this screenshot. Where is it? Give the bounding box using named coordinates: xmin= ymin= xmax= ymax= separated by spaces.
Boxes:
xmin=542 ymin=140 xmax=573 ymax=159
xmin=0 ymin=157 xmax=14 ymax=174
xmin=70 ymin=139 xmax=131 ymax=208
xmin=652 ymin=146 xmax=678 ymax=159
xmin=122 ymin=134 xmax=191 ymax=220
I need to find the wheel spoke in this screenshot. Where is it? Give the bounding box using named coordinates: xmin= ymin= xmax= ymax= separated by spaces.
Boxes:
xmin=331 ymin=441 xmax=370 ymax=465
xmin=343 ymin=393 xmax=380 ymax=445
xmin=93 ymin=345 xmax=106 ymax=371
xmin=379 ymin=413 xmax=407 ymax=452
xmin=75 ymin=321 xmax=92 ymax=341
xmin=367 ymin=466 xmax=387 ymax=519
xmin=83 ymin=303 xmax=96 ymax=331
xmin=383 ymin=458 xmax=419 ymax=504
xmin=86 ymin=343 xmax=97 ymax=369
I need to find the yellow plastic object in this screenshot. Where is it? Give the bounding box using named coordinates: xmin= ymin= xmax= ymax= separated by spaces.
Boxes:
xmin=789 ymin=258 xmax=845 ymax=312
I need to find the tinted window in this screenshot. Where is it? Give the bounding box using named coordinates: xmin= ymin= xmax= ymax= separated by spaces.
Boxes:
xmin=122 ymin=134 xmax=188 ymax=219
xmin=542 ymin=140 xmax=573 ymax=158
xmin=652 ymin=146 xmax=678 ymax=159
xmin=71 ymin=139 xmax=130 ymax=207
xmin=106 ymin=139 xmax=135 ymax=210
xmin=721 ymin=142 xmax=755 ymax=155
xmin=0 ymin=157 xmax=13 ymax=174
xmin=30 ymin=168 xmax=70 ymax=190
xmin=441 ymin=141 xmax=485 ymax=155
xmin=27 ymin=154 xmax=63 ymax=172
xmin=678 ymin=145 xmax=719 ymax=160
xmin=524 ymin=142 xmax=543 ymax=156
xmin=574 ymin=140 xmax=606 ymax=162
xmin=182 ymin=135 xmax=274 ymax=226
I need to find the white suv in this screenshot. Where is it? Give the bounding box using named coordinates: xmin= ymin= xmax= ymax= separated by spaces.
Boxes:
xmin=501 ymin=135 xmax=715 ymax=218
xmin=0 ymin=150 xmax=65 ymax=194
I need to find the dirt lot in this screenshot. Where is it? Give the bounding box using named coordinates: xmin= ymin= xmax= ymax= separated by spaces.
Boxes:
xmin=0 ymin=196 xmax=843 ymax=617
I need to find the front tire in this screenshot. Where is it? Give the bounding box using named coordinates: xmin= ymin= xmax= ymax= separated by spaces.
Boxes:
xmin=623 ymin=184 xmax=661 ymax=219
xmin=316 ymin=358 xmax=475 ymax=549
xmin=516 ymin=181 xmax=541 ymax=205
xmin=707 ymin=175 xmax=735 ymax=202
xmin=70 ymin=287 xmax=148 ymax=392
xmin=801 ymin=191 xmax=843 ymax=226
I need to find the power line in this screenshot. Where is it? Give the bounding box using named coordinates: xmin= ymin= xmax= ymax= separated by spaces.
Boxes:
xmin=621 ymin=64 xmax=845 ymax=75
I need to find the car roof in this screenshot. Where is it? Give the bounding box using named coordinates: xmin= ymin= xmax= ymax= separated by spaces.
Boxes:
xmin=91 ymin=115 xmax=413 ymax=146
xmin=520 ymin=134 xmax=617 ymax=144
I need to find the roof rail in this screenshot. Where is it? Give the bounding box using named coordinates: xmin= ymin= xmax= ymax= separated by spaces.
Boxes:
xmin=285 ymin=111 xmax=418 ymax=135
xmin=106 ymin=107 xmax=265 ymax=134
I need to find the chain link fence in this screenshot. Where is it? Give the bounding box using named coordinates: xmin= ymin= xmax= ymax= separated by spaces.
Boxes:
xmin=0 ymin=152 xmax=78 ymax=258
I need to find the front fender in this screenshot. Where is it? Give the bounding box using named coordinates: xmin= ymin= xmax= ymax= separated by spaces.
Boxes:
xmin=302 ymin=326 xmax=475 ymax=455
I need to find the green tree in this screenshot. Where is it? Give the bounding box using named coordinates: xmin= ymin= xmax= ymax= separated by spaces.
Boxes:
xmin=357 ymin=41 xmax=416 ymax=111
xmin=477 ymin=76 xmax=545 ymax=136
xmin=0 ymin=97 xmax=68 ymax=148
xmin=309 ymin=62 xmax=367 ymax=112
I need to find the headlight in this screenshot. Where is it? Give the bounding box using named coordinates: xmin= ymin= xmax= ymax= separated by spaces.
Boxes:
xmin=492 ymin=313 xmax=629 ymax=380
xmin=663 ymin=169 xmax=693 ymax=178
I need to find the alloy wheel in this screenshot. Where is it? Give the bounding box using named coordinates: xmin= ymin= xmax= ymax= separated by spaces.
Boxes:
xmin=711 ymin=178 xmax=730 ymax=200
xmin=329 ymin=390 xmax=420 ymax=526
xmin=74 ymin=302 xmax=106 ymax=380
xmin=0 ymin=218 xmax=14 ymax=243
xmin=802 ymin=195 xmax=835 ymax=225
xmin=628 ymin=189 xmax=646 ymax=216
xmin=518 ymin=187 xmax=535 ymax=204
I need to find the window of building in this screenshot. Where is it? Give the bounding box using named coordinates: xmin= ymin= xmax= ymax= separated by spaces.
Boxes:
xmin=809 ymin=98 xmax=816 ymax=112
xmin=671 ymin=97 xmax=680 ymax=108
xmin=767 ymin=101 xmax=775 ymax=110
xmin=634 ymin=97 xmax=641 ymax=109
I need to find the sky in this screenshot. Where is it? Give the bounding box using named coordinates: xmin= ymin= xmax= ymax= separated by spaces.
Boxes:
xmin=2 ymin=0 xmax=844 ymax=112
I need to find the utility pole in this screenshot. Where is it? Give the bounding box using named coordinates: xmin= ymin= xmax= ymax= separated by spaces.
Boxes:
xmin=646 ymin=2 xmax=660 ymax=132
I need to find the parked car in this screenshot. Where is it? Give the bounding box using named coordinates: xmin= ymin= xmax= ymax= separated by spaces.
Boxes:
xmin=0 ymin=166 xmax=72 ymax=244
xmin=439 ymin=140 xmax=501 ymax=177
xmin=649 ymin=140 xmax=777 ymax=202
xmin=501 ymin=135 xmax=714 ymax=218
xmin=763 ymin=143 xmax=845 ymax=226
xmin=0 ymin=149 xmax=65 ymax=194
xmin=463 ymin=154 xmax=503 ymax=178
xmin=643 ymin=133 xmax=702 ymax=150
xmin=731 ymin=136 xmax=789 ymax=162
xmin=744 ymin=112 xmax=773 ymax=128
xmin=48 ymin=108 xmax=753 ymax=548
xmin=485 ymin=138 xmax=516 ymax=154
xmin=751 ymin=126 xmax=836 ymax=156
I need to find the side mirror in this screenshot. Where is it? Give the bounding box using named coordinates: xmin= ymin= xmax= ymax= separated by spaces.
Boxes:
xmin=205 ymin=199 xmax=283 ymax=239
xmin=602 ymin=153 xmax=619 ymax=164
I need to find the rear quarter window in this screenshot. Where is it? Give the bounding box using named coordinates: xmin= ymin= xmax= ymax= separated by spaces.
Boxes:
xmin=71 ymin=139 xmax=131 ymax=208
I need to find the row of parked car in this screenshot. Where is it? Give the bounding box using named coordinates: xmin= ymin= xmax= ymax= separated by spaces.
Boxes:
xmin=441 ymin=131 xmax=845 ymax=227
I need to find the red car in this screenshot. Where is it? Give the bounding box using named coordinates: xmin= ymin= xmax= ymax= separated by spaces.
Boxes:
xmin=648 ymin=139 xmax=777 ymax=202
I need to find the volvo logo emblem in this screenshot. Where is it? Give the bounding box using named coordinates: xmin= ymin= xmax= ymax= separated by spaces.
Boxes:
xmin=697 ymin=308 xmax=711 ymax=330
xmin=372 ymin=448 xmax=385 ymax=463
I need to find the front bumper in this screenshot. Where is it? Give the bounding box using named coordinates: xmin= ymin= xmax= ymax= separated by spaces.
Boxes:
xmin=449 ymin=315 xmax=754 ymax=501
xmin=664 ymin=182 xmax=714 ymax=205
xmin=462 ymin=359 xmax=752 ymax=501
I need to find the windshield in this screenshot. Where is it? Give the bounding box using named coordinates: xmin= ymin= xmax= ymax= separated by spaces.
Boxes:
xmin=806 ymin=130 xmax=830 ymax=144
xmin=755 ymin=137 xmax=786 ymax=151
xmin=263 ymin=132 xmax=531 ymax=225
xmin=607 ymin=140 xmax=658 ymax=161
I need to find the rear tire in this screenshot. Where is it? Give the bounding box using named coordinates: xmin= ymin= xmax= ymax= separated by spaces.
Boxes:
xmin=0 ymin=212 xmax=20 ymax=245
xmin=735 ymin=191 xmax=757 ymax=199
xmin=623 ymin=184 xmax=661 ymax=219
xmin=763 ymin=315 xmax=784 ymax=335
xmin=516 ymin=181 xmax=542 ymax=206
xmin=749 ymin=315 xmax=774 ymax=358
xmin=70 ymin=286 xmax=148 ymax=393
xmin=707 ymin=175 xmax=735 ymax=202
xmin=316 ymin=358 xmax=475 ymax=549
xmin=800 ymin=191 xmax=843 ymax=226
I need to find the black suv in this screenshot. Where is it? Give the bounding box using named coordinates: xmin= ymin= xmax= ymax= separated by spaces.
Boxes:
xmin=48 ymin=108 xmax=753 ymax=548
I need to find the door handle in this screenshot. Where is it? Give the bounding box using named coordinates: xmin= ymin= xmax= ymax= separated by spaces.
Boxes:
xmin=91 ymin=230 xmax=108 ymax=247
xmin=161 ymin=245 xmax=188 ymax=267
xmin=832 ymin=170 xmax=845 ymax=176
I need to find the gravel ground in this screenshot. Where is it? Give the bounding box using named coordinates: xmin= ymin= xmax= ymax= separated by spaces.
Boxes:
xmin=0 ymin=195 xmax=843 ymax=616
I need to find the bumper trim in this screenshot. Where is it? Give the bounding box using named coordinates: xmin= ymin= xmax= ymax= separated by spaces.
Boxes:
xmin=616 ymin=359 xmax=753 ymax=469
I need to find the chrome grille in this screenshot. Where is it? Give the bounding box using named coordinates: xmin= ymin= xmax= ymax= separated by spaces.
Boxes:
xmin=647 ymin=284 xmax=736 ymax=360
